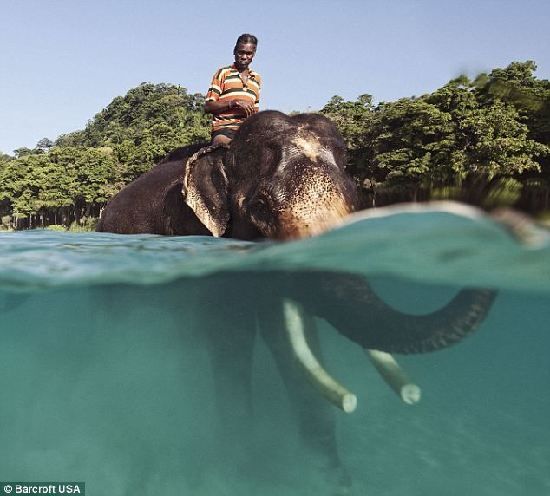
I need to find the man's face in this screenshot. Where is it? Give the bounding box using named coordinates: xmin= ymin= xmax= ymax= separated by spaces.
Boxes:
xmin=234 ymin=43 xmax=256 ymax=70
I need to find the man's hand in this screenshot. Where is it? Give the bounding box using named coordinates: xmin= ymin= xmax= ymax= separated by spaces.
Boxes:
xmin=230 ymin=99 xmax=255 ymax=117
xmin=205 ymin=98 xmax=256 ymax=117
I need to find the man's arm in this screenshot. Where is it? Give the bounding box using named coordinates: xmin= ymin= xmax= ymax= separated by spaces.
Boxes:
xmin=204 ymin=99 xmax=234 ymax=114
xmin=204 ymin=99 xmax=255 ymax=117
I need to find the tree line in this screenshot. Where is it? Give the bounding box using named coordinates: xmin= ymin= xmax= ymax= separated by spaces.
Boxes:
xmin=321 ymin=61 xmax=550 ymax=211
xmin=0 ymin=83 xmax=211 ymax=229
xmin=1 ymin=61 xmax=549 ymax=230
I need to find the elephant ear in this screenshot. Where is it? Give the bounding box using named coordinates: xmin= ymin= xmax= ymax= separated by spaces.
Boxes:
xmin=182 ymin=144 xmax=229 ymax=237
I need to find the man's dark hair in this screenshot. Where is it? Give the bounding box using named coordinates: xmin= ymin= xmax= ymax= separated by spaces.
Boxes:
xmin=235 ymin=33 xmax=258 ymax=49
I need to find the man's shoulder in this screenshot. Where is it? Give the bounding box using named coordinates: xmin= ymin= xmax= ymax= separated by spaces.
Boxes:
xmin=213 ymin=65 xmax=236 ymax=78
xmin=250 ymin=69 xmax=261 ymax=84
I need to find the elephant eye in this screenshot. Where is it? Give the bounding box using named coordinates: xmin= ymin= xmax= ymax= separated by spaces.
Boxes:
xmin=252 ymin=197 xmax=266 ymax=210
xmin=249 ymin=196 xmax=270 ymax=218
xmin=262 ymin=145 xmax=280 ymax=168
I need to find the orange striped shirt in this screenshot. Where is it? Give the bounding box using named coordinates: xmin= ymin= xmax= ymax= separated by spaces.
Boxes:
xmin=205 ymin=64 xmax=261 ymax=132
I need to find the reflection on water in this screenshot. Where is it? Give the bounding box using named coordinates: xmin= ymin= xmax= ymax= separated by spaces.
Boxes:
xmin=0 ymin=214 xmax=549 ymax=495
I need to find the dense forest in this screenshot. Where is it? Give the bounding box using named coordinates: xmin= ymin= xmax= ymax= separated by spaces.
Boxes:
xmin=1 ymin=61 xmax=549 ymax=230
xmin=0 ymin=83 xmax=211 ymax=229
xmin=321 ymin=61 xmax=550 ymax=211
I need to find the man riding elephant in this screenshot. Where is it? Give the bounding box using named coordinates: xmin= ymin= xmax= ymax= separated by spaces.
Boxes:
xmin=204 ymin=33 xmax=261 ymax=146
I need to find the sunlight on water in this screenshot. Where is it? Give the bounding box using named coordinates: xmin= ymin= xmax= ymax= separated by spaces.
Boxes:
xmin=0 ymin=210 xmax=549 ymax=495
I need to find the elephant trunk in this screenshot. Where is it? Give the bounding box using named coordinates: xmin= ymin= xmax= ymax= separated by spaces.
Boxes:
xmin=379 ymin=288 xmax=496 ymax=354
xmin=292 ymin=272 xmax=497 ymax=354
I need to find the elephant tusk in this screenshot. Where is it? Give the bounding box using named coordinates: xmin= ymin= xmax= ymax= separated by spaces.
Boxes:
xmin=283 ymin=299 xmax=357 ymax=413
xmin=366 ymin=350 xmax=421 ymax=405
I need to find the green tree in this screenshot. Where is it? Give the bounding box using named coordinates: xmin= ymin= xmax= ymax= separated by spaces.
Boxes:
xmin=472 ymin=61 xmax=550 ymax=210
xmin=55 ymin=82 xmax=210 ymax=184
xmin=13 ymin=147 xmax=37 ymax=158
xmin=322 ymin=63 xmax=550 ymax=210
xmin=0 ymin=152 xmax=12 ymax=164
xmin=369 ymin=98 xmax=457 ymax=199
xmin=36 ymin=137 xmax=54 ymax=152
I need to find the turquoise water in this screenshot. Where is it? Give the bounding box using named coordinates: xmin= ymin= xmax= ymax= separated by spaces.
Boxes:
xmin=1 ymin=208 xmax=549 ymax=495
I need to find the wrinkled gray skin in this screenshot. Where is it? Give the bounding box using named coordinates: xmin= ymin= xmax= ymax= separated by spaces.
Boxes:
xmin=97 ymin=111 xmax=496 ymax=493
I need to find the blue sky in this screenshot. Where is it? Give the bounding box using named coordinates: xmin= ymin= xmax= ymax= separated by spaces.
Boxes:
xmin=1 ymin=0 xmax=549 ymax=153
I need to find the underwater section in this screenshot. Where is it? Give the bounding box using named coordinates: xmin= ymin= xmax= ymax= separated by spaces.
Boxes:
xmin=0 ymin=209 xmax=549 ymax=495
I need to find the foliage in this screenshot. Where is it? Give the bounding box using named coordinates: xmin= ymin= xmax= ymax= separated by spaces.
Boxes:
xmin=1 ymin=83 xmax=210 ymax=228
xmin=320 ymin=95 xmax=376 ymax=183
xmin=321 ymin=61 xmax=550 ymax=209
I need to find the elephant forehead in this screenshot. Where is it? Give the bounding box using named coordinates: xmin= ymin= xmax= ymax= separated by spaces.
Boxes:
xmin=290 ymin=135 xmax=323 ymax=162
xmin=279 ymin=135 xmax=336 ymax=171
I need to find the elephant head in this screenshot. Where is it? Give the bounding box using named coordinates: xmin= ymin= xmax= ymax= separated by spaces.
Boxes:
xmin=182 ymin=111 xmax=359 ymax=240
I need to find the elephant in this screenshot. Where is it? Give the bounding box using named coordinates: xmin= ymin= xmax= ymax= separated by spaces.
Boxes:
xmin=97 ymin=110 xmax=358 ymax=239
xmin=97 ymin=110 xmax=496 ymax=493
